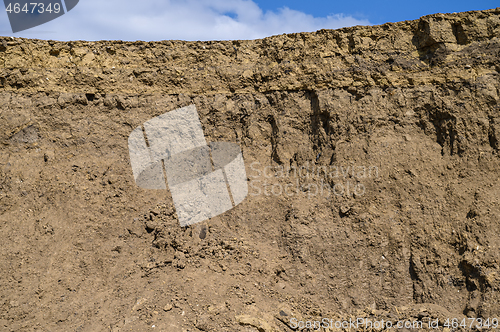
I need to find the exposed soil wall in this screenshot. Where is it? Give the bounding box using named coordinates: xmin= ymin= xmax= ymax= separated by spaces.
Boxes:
xmin=1 ymin=8 xmax=500 ymax=332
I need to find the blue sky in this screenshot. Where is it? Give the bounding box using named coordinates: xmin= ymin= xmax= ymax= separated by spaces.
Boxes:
xmin=255 ymin=1 xmax=498 ymax=25
xmin=0 ymin=0 xmax=498 ymax=41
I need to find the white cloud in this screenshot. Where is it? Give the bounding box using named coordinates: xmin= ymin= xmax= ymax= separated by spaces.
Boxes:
xmin=0 ymin=0 xmax=371 ymax=41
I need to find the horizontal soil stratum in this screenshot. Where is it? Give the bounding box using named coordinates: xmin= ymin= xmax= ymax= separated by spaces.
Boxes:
xmin=1 ymin=7 xmax=500 ymax=332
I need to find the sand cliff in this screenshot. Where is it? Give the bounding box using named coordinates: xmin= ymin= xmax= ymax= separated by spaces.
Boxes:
xmin=1 ymin=8 xmax=500 ymax=331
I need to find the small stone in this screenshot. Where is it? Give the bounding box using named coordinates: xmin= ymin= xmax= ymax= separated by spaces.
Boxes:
xmin=275 ymin=304 xmax=296 ymax=325
xmin=236 ymin=315 xmax=273 ymax=332
xmin=340 ymin=205 xmax=351 ymax=215
xmin=163 ymin=304 xmax=173 ymax=311
xmin=111 ymin=246 xmax=122 ymax=253
xmin=196 ymin=314 xmax=211 ymax=331
xmin=199 ymin=225 xmax=207 ymax=239
xmin=145 ymin=219 xmax=158 ymax=232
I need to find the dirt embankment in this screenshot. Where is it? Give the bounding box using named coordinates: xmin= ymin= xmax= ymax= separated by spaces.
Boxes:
xmin=0 ymin=8 xmax=500 ymax=332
